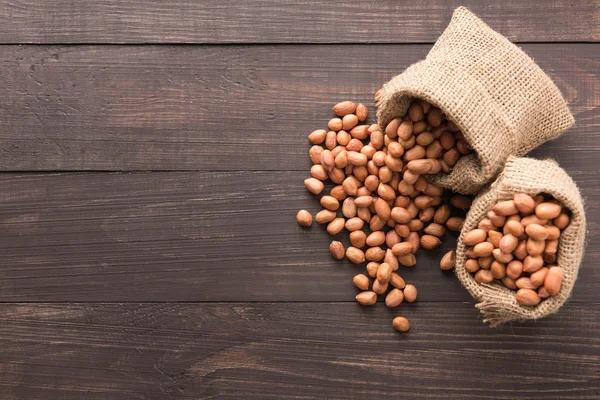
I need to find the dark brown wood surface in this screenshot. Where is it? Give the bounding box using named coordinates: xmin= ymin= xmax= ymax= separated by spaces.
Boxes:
xmin=0 ymin=0 xmax=597 ymax=43
xmin=0 ymin=2 xmax=599 ymax=399
xmin=0 ymin=44 xmax=596 ymax=171
xmin=1 ymin=303 xmax=599 ymax=400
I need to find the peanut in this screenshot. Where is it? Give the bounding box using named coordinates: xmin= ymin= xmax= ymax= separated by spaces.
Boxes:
xmin=506 ymin=260 xmax=523 ymax=280
xmin=499 ymin=234 xmax=518 ymax=254
xmin=463 ymin=229 xmax=487 ymax=246
xmin=356 ymin=103 xmax=368 ymax=121
xmin=446 ymin=217 xmax=465 ymax=232
xmin=390 ymin=273 xmax=406 ymax=289
xmin=311 ymin=164 xmax=328 ymax=180
xmin=329 ymin=185 xmax=347 ymax=201
xmin=304 ymin=177 xmax=324 ymax=195
xmin=392 ymin=316 xmax=410 ymax=332
xmin=384 ymin=249 xmax=399 ymax=271
xmin=523 ymin=255 xmax=544 ymax=273
xmin=308 ymin=129 xmax=327 ymax=144
xmin=536 ymin=202 xmax=562 ymax=220
xmin=450 ymin=195 xmax=472 ymax=209
xmin=325 ymin=131 xmax=338 ymax=150
xmin=365 ymin=246 xmax=385 ymax=262
xmin=504 ymin=219 xmax=524 ymax=236
xmin=424 ymin=223 xmax=445 ymax=238
xmin=553 ymin=213 xmax=570 ymax=229
xmin=346 ymin=246 xmax=366 ymax=264
xmin=385 ymin=230 xmax=401 ymax=248
xmin=516 ymin=289 xmax=541 ymax=306
xmin=475 ymin=269 xmax=493 ymax=284
xmin=487 ymin=230 xmax=503 ymax=248
xmin=420 ymin=234 xmax=441 ymax=250
xmin=349 ymin=230 xmax=367 ymax=248
xmin=502 ymin=277 xmax=518 ymax=289
xmin=333 ymin=101 xmax=356 ymax=117
xmin=440 ymin=250 xmax=456 ymax=270
xmin=407 ymin=232 xmax=420 ymax=253
xmin=372 ymin=279 xmax=388 ymax=295
xmin=345 ymin=217 xmax=364 ymax=232
xmin=342 ymin=114 xmax=359 ymax=130
xmin=342 ymin=197 xmax=357 ymax=219
xmin=473 ymin=242 xmax=494 ymax=257
xmin=315 ymin=209 xmax=336 ymax=224
xmin=320 ymin=196 xmax=339 ymax=211
xmin=325 ymin=216 xmax=345 ymax=234
xmin=385 ymin=288 xmax=404 ymax=307
xmin=490 ymin=261 xmax=506 ymax=279
xmin=465 ymin=259 xmax=480 ymax=273
xmin=403 ymin=284 xmax=418 ymax=302
xmin=514 ymin=193 xmax=535 ymax=214
xmin=544 ymin=266 xmax=563 ymax=295
xmin=478 ymin=256 xmax=493 ymax=269
xmin=330 ymin=241 xmax=345 ymax=260
xmin=530 ymin=267 xmax=549 ymax=287
xmin=366 ymin=262 xmax=379 ymax=278
xmin=353 ymin=274 xmax=370 ymax=290
xmin=406 ymin=159 xmax=432 ymax=174
xmin=366 ymin=231 xmax=385 ymax=247
xmin=526 ymin=238 xmax=545 ymax=257
xmin=356 ymin=291 xmax=377 ymax=305
xmin=296 ymin=210 xmax=312 ymax=227
xmin=391 ymin=242 xmax=413 ymax=256
xmin=398 ymin=253 xmax=416 ymax=267
xmin=525 ymin=224 xmax=549 ymax=240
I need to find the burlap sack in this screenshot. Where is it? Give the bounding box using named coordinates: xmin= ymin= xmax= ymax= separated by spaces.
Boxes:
xmin=456 ymin=157 xmax=586 ymax=326
xmin=375 ymin=7 xmax=574 ymax=194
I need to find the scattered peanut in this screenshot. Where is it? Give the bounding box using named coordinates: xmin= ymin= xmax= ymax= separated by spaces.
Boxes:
xmin=296 ymin=210 xmax=312 ymax=227
xmin=353 ymin=274 xmax=370 ymax=290
xmin=301 ymin=99 xmax=475 ymax=333
xmin=403 ymin=284 xmax=418 ymax=302
xmin=385 ymin=288 xmax=404 ymax=307
xmin=440 ymin=250 xmax=456 ymax=270
xmin=392 ymin=316 xmax=411 ymax=332
xmin=356 ymin=291 xmax=377 ymax=305
xmin=330 ymin=241 xmax=345 ymax=260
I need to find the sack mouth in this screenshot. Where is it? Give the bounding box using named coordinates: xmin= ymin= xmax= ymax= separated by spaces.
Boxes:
xmin=378 ymin=57 xmax=519 ymax=192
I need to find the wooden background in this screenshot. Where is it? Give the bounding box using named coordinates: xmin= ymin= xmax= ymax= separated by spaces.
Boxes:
xmin=0 ymin=1 xmax=598 ymax=399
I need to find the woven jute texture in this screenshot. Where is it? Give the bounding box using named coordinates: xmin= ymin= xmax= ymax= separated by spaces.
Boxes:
xmin=455 ymin=157 xmax=586 ymax=326
xmin=375 ymin=7 xmax=574 ymax=194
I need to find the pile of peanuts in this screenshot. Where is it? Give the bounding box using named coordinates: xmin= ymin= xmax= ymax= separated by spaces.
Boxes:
xmin=296 ymin=100 xmax=474 ymax=332
xmin=458 ymin=193 xmax=569 ymax=306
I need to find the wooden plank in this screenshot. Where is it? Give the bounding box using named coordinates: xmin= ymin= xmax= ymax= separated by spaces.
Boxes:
xmin=0 ymin=1 xmax=597 ymax=44
xmin=0 ymin=43 xmax=597 ymax=171
xmin=0 ymin=170 xmax=597 ymax=302
xmin=0 ymin=302 xmax=598 ymax=399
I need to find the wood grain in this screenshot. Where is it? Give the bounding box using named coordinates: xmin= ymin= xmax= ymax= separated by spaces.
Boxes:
xmin=0 ymin=43 xmax=597 ymax=171
xmin=0 ymin=170 xmax=597 ymax=302
xmin=0 ymin=302 xmax=598 ymax=399
xmin=0 ymin=1 xmax=597 ymax=44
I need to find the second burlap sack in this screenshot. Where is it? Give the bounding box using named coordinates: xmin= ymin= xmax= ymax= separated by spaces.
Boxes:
xmin=455 ymin=157 xmax=586 ymax=326
xmin=376 ymin=7 xmax=574 ymax=194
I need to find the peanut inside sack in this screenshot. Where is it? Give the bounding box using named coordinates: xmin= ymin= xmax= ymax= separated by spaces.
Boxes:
xmin=455 ymin=157 xmax=585 ymax=326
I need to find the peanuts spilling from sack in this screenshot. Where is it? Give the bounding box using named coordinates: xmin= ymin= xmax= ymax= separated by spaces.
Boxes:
xmin=297 ymin=99 xmax=474 ymax=332
xmin=456 ymin=193 xmax=570 ymax=306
